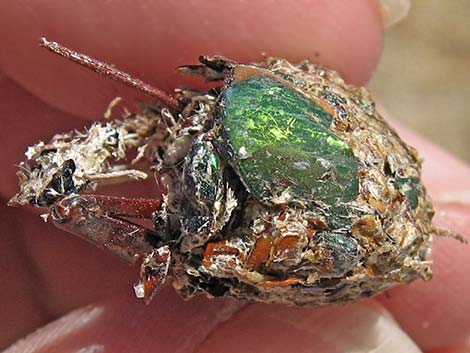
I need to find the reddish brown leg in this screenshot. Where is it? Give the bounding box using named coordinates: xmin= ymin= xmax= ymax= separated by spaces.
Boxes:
xmin=39 ymin=37 xmax=179 ymax=108
xmin=82 ymin=195 xmax=163 ymax=219
xmin=50 ymin=194 xmax=170 ymax=303
xmin=134 ymin=246 xmax=171 ymax=304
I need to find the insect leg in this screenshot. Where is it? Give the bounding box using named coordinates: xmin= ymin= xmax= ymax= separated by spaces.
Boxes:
xmin=134 ymin=246 xmax=171 ymax=304
xmin=39 ymin=37 xmax=179 ymax=108
xmin=50 ymin=194 xmax=171 ymax=303
xmin=50 ymin=194 xmax=164 ymax=264
xmin=76 ymin=194 xmax=163 ymax=219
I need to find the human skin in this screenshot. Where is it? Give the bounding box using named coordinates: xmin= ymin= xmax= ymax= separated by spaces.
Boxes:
xmin=0 ymin=1 xmax=469 ymax=352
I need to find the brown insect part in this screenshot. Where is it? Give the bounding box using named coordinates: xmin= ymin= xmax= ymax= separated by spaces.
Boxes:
xmin=135 ymin=246 xmax=171 ymax=304
xmin=273 ymin=235 xmax=300 ymax=258
xmin=367 ymin=197 xmax=387 ymax=214
xmin=245 ymin=236 xmax=273 ymax=270
xmin=259 ymin=277 xmax=300 ymax=287
xmin=50 ymin=193 xmax=171 ymax=304
xmin=39 ymin=37 xmax=179 ymax=108
xmin=50 ymin=195 xmax=161 ymax=262
xmin=202 ymin=241 xmax=240 ymax=268
xmin=352 ymin=215 xmax=379 ymax=239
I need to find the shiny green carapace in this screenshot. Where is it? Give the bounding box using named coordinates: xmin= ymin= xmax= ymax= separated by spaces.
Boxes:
xmin=219 ymin=75 xmax=359 ymax=205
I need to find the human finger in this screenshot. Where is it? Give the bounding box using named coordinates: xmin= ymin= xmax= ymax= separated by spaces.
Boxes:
xmin=0 ymin=0 xmax=383 ymax=119
xmin=375 ymin=123 xmax=470 ymax=352
xmin=3 ymin=293 xmax=422 ymax=353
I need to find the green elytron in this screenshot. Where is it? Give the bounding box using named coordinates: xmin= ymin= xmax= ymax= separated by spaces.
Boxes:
xmin=11 ymin=39 xmax=435 ymax=306
xmin=219 ymin=74 xmax=358 ymax=204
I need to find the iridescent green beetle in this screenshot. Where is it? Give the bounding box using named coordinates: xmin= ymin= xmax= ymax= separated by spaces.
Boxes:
xmin=10 ymin=39 xmax=435 ymax=305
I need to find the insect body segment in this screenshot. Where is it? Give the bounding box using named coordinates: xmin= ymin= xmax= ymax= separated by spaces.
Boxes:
xmin=10 ymin=39 xmax=434 ymax=306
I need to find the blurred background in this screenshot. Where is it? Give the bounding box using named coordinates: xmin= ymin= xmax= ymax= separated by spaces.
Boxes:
xmin=370 ymin=0 xmax=469 ymax=163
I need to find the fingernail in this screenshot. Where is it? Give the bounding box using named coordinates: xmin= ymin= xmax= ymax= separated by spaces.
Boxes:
xmin=379 ymin=0 xmax=411 ymax=28
xmin=3 ymin=305 xmax=103 ymax=353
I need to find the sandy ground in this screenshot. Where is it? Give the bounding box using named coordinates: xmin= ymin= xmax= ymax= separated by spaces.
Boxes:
xmin=370 ymin=0 xmax=469 ymax=163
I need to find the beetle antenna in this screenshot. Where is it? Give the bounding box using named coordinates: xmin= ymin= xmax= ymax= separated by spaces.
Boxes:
xmin=39 ymin=37 xmax=179 ymax=108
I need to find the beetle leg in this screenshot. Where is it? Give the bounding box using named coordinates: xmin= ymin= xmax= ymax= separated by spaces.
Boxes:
xmin=178 ymin=56 xmax=235 ymax=81
xmin=50 ymin=194 xmax=171 ymax=303
xmin=39 ymin=37 xmax=179 ymax=108
xmin=50 ymin=194 xmax=164 ymax=264
xmin=72 ymin=194 xmax=163 ymax=219
xmin=134 ymin=246 xmax=171 ymax=304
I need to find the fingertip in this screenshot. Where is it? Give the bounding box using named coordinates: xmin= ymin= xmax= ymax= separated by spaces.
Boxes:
xmin=0 ymin=0 xmax=383 ymax=119
xmin=3 ymin=290 xmax=245 ymax=353
xmin=377 ymin=203 xmax=470 ymax=351
xmin=195 ymin=301 xmax=421 ymax=353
